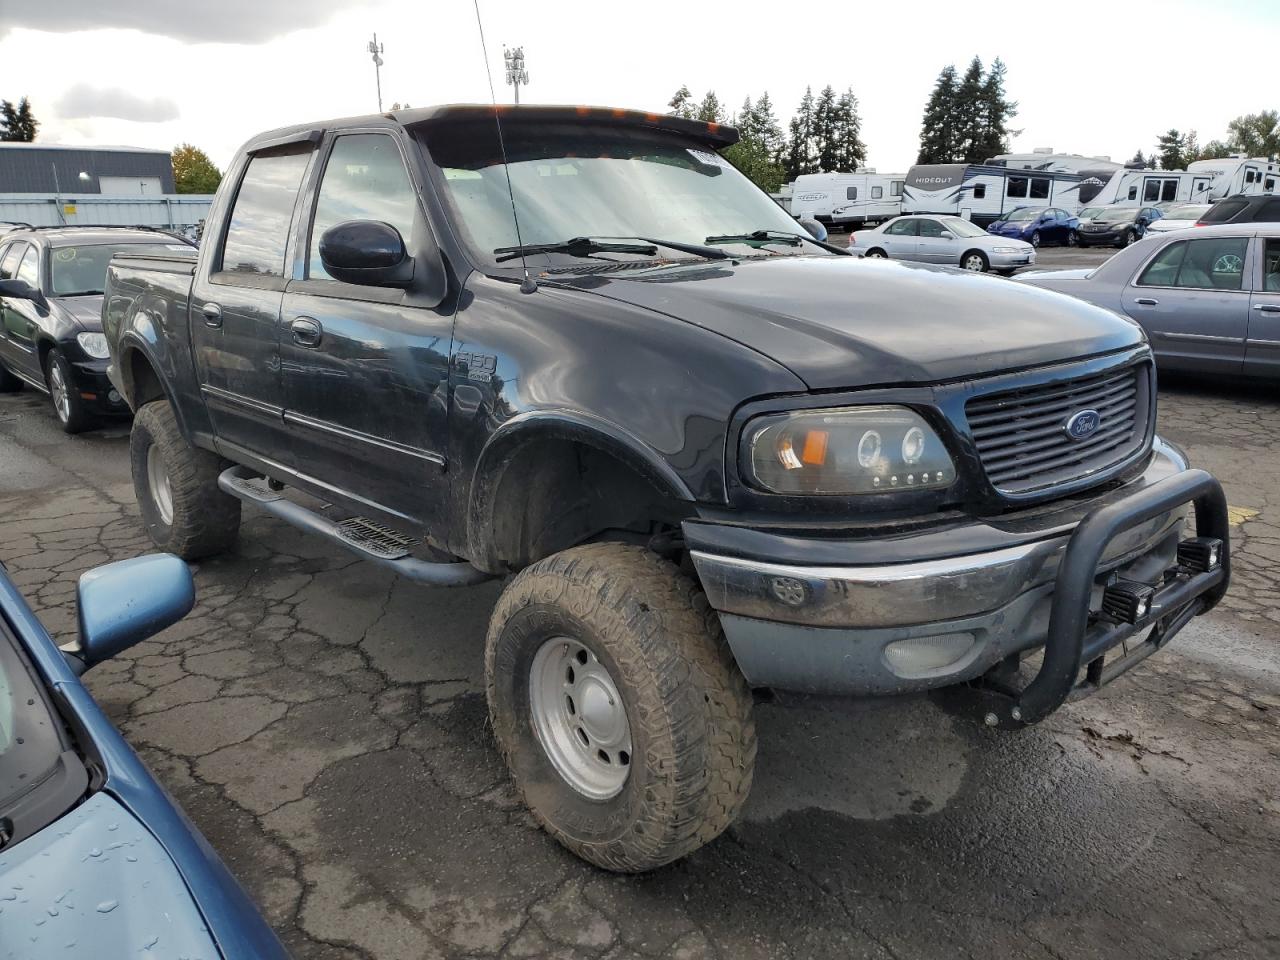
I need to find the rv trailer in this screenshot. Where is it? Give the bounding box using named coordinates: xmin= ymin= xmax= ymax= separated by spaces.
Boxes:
xmin=1185 ymin=156 xmax=1278 ymax=200
xmin=901 ymin=164 xmax=1084 ymax=226
xmin=788 ymin=172 xmax=906 ymax=228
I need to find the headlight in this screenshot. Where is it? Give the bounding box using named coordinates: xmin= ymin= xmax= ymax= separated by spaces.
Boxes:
xmin=744 ymin=406 xmax=956 ymax=495
xmin=76 ymin=332 xmax=109 ymax=359
xmin=991 ymin=246 xmax=1022 ymax=253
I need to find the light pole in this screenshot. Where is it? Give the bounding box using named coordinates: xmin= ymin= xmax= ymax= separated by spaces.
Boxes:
xmin=504 ymin=46 xmax=528 ymax=104
xmin=367 ymin=33 xmax=385 ymax=112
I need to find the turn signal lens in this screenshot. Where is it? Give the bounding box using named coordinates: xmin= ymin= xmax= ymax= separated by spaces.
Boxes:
xmin=744 ymin=405 xmax=956 ymax=496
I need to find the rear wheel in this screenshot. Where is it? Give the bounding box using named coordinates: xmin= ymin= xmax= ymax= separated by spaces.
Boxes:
xmin=866 ymin=248 xmax=887 ymax=259
xmin=961 ymin=250 xmax=989 ymax=272
xmin=130 ymin=399 xmax=241 ymax=559
xmin=45 ymin=349 xmax=94 ymax=434
xmin=486 ymin=543 xmax=756 ymax=872
xmin=1123 ymin=230 xmax=1138 ymax=247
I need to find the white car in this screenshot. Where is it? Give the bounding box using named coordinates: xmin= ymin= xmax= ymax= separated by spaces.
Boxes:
xmin=849 ymin=214 xmax=1035 ymax=275
xmin=1146 ymin=203 xmax=1212 ymax=234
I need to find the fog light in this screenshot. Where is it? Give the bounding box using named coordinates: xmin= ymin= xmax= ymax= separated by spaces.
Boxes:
xmin=1102 ymin=580 xmax=1156 ymax=625
xmin=884 ymin=632 xmax=975 ymax=676
xmin=108 ymin=389 xmax=122 ymax=404
xmin=1177 ymin=537 xmax=1222 ymax=573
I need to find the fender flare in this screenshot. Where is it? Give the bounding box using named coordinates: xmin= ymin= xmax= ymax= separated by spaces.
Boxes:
xmin=466 ymin=409 xmax=695 ymax=565
xmin=116 ymin=332 xmax=192 ymax=440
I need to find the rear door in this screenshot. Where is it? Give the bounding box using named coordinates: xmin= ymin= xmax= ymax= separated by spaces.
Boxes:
xmin=879 ymin=218 xmax=919 ymax=258
xmin=1124 ymin=235 xmax=1252 ymax=374
xmin=190 ymin=143 xmax=315 ymax=466
xmin=1245 ymin=237 xmax=1280 ymax=378
xmin=279 ymin=130 xmax=454 ymax=531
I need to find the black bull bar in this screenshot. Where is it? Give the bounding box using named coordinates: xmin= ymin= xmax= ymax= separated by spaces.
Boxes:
xmin=936 ymin=468 xmax=1230 ymax=730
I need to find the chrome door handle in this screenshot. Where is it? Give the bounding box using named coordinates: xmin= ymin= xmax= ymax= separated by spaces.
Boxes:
xmin=1253 ymin=303 xmax=1280 ymax=313
xmin=291 ymin=316 xmax=322 ymax=347
xmin=201 ymin=302 xmax=223 ymax=328
xmin=1134 ymin=297 xmax=1160 ymax=306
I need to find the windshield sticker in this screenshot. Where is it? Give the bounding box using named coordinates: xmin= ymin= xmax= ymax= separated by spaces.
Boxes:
xmin=687 ymin=149 xmax=730 ymax=169
xmin=54 ymin=248 xmax=77 ymax=262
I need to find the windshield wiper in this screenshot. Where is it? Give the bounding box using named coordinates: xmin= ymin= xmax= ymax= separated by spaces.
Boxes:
xmin=494 ymin=235 xmax=728 ymax=264
xmin=704 ymin=229 xmax=804 ymax=248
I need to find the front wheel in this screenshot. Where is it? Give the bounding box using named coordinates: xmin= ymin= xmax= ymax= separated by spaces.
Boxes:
xmin=486 ymin=543 xmax=756 ymax=872
xmin=46 ymin=349 xmax=94 ymax=434
xmin=130 ymin=399 xmax=241 ymax=559
xmin=961 ymin=251 xmax=989 ymax=272
xmin=1123 ymin=230 xmax=1138 ymax=247
xmin=1029 ymin=231 xmax=1041 ymax=248
xmin=1067 ymin=230 xmax=1079 ymax=247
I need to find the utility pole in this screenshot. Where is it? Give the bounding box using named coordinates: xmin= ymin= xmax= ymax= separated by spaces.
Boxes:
xmin=367 ymin=33 xmax=385 ymax=112
xmin=504 ymin=46 xmax=529 ymax=104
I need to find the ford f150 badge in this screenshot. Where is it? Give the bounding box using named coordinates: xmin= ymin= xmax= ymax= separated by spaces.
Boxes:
xmin=1064 ymin=409 xmax=1101 ymax=440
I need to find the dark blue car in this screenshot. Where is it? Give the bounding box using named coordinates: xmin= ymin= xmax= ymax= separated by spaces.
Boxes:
xmin=987 ymin=206 xmax=1081 ymax=247
xmin=0 ymin=554 xmax=288 ymax=959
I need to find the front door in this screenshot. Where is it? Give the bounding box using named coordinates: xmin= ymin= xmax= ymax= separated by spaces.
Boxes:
xmin=914 ymin=218 xmax=955 ymax=263
xmin=190 ymin=145 xmax=314 ymax=466
xmin=1125 ymin=235 xmax=1252 ymax=374
xmin=0 ymin=243 xmax=44 ymax=381
xmin=280 ymin=131 xmax=453 ymax=531
xmin=1245 ymin=238 xmax=1280 ymax=378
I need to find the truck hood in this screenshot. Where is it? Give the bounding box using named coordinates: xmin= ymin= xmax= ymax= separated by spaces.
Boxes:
xmin=561 ymin=255 xmax=1143 ymax=389
xmin=50 ymin=294 xmax=104 ymax=332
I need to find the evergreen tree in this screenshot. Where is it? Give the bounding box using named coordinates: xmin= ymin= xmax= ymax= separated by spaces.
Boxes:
xmin=917 ymin=65 xmax=959 ymax=164
xmin=812 ymin=85 xmax=840 ymax=172
xmin=667 ymin=85 xmax=694 ymax=119
xmin=171 ymin=144 xmax=223 ymax=194
xmin=832 ymin=88 xmax=866 ymax=172
xmin=1155 ymin=129 xmax=1187 ymax=170
xmin=784 ymin=86 xmax=817 ymax=181
xmin=752 ymin=92 xmax=785 ymax=166
xmin=723 ymin=94 xmax=786 ymax=193
xmin=971 ymin=58 xmax=1017 ymax=161
xmin=1128 ymin=149 xmax=1148 ymax=168
xmin=953 ymin=57 xmax=986 ymax=162
xmin=695 ymin=90 xmax=724 ymax=124
xmin=0 ymin=97 xmax=39 ymax=141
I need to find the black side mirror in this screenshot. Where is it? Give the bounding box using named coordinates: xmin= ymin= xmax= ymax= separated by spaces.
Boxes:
xmin=319 ymin=220 xmax=415 ymax=288
xmin=0 ymin=277 xmax=49 ymax=313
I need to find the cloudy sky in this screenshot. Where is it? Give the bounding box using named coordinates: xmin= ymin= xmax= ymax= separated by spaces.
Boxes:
xmin=1 ymin=0 xmax=1276 ymax=174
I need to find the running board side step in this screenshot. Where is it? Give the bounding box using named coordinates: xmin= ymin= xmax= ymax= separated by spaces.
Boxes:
xmin=217 ymin=467 xmax=493 ymax=587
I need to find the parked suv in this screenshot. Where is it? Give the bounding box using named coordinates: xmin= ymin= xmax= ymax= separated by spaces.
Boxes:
xmin=0 ymin=227 xmax=195 ymax=431
xmin=1197 ymin=193 xmax=1280 ymax=226
xmin=67 ymin=106 xmax=1230 ymax=873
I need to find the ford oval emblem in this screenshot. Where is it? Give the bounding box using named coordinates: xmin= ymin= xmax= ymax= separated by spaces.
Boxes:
xmin=1064 ymin=409 xmax=1101 ymax=440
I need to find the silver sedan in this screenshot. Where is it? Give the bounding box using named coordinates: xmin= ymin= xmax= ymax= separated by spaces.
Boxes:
xmin=849 ymin=215 xmax=1036 ymax=275
xmin=1015 ymin=223 xmax=1280 ymax=378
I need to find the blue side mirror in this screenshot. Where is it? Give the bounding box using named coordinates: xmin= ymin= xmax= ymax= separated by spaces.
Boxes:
xmin=71 ymin=555 xmax=195 ymax=673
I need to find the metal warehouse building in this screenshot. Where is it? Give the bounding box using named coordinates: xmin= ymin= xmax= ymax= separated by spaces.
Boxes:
xmin=0 ymin=142 xmax=176 ymax=195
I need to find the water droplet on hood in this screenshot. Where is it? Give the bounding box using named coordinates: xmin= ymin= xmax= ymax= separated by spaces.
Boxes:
xmin=96 ymin=900 xmax=118 ymax=913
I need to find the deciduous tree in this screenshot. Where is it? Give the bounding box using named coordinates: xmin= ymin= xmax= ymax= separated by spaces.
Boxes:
xmin=171 ymin=144 xmax=222 ymax=194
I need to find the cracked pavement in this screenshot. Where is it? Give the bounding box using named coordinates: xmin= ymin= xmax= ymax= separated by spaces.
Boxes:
xmin=1 ymin=375 xmax=1278 ymax=960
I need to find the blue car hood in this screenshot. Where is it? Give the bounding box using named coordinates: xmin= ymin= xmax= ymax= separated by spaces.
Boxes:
xmin=989 ymin=222 xmax=1025 ymax=234
xmin=0 ymin=791 xmax=218 ymax=958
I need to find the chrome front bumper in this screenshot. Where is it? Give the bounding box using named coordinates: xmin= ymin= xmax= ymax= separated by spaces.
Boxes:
xmin=690 ymin=441 xmax=1224 ymax=698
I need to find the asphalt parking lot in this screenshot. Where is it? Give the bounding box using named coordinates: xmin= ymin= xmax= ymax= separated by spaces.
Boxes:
xmin=2 ymin=301 xmax=1278 ymax=958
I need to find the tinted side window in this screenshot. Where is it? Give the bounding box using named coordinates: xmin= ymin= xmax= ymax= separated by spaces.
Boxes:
xmin=973 ymin=184 xmax=986 ymax=199
xmin=1127 ymin=186 xmax=1138 ymax=200
xmin=1029 ymin=178 xmax=1050 ymax=199
xmin=219 ymin=150 xmax=311 ymax=278
xmin=1143 ymin=238 xmax=1248 ymax=290
xmin=871 ymin=185 xmax=883 ymax=199
xmin=1007 ymin=177 xmax=1027 ymax=198
xmin=846 ymin=186 xmax=857 ymax=201
xmin=309 ymin=134 xmax=417 ymax=280
xmin=890 ymin=180 xmax=903 ymax=197
xmin=885 ymin=219 xmax=917 ymax=236
xmin=1138 ymin=241 xmax=1186 ymax=287
xmin=16 ymin=246 xmax=39 ymax=287
xmin=1200 ymin=198 xmax=1249 ymax=224
xmin=1264 ymin=239 xmax=1280 ymax=292
xmin=917 ymin=219 xmax=946 ymax=238
xmin=1258 ymin=198 xmax=1280 ymax=222
xmin=0 ymin=242 xmax=21 ymax=280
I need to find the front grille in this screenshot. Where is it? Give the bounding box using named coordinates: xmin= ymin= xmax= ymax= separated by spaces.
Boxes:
xmin=965 ymin=362 xmax=1150 ymax=495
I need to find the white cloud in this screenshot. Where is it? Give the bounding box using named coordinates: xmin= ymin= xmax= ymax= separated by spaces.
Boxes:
xmin=55 ymin=84 xmax=178 ymax=122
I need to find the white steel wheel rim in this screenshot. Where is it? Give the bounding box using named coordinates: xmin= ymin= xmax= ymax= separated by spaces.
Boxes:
xmin=147 ymin=444 xmax=175 ymax=526
xmin=49 ymin=361 xmax=70 ymax=422
xmin=529 ymin=637 xmax=632 ymax=800
xmin=963 ymin=254 xmax=985 ymax=271
xmin=867 ymin=251 xmax=885 ymax=258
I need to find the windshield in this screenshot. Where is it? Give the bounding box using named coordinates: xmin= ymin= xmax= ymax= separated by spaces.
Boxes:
xmin=1079 ymin=207 xmax=1104 ymax=219
xmin=1 ymin=612 xmax=81 ymax=848
xmin=941 ymin=217 xmax=988 ymax=238
xmin=1097 ymin=209 xmax=1139 ymax=222
xmin=50 ymin=242 xmax=193 ymax=296
xmin=1005 ymin=208 xmax=1039 ymax=221
xmin=1165 ymin=205 xmax=1211 ymax=220
xmin=421 ymin=120 xmax=812 ymax=265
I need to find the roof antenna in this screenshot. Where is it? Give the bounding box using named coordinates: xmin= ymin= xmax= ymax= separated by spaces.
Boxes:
xmin=472 ymin=0 xmax=537 ymax=295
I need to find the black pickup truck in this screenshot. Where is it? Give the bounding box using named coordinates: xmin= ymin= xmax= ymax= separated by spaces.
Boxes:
xmin=79 ymin=105 xmax=1230 ymax=872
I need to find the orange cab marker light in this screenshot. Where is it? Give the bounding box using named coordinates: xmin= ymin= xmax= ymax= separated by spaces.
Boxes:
xmin=575 ymin=106 xmax=591 ymax=116
xmin=801 ymin=430 xmax=829 ymax=466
